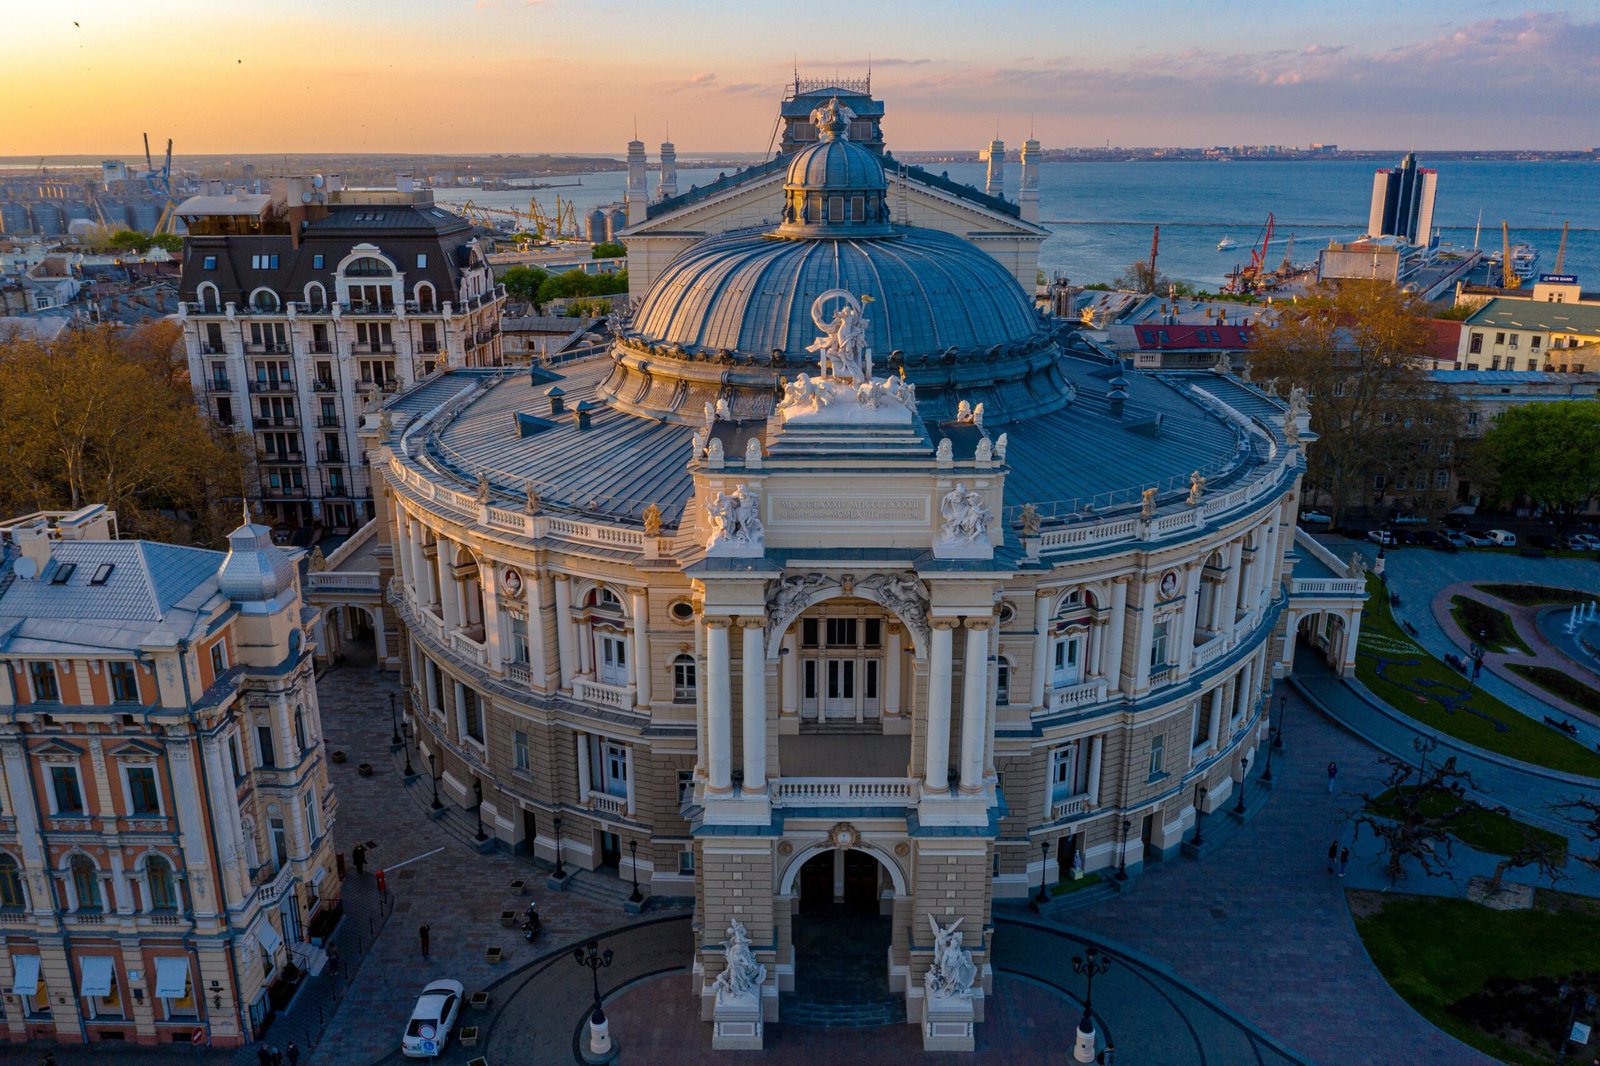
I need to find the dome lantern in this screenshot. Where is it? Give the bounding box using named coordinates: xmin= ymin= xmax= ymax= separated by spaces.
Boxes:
xmin=777 ymin=97 xmax=892 ymax=237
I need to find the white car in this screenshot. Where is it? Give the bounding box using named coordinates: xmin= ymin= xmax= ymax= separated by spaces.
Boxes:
xmin=1366 ymin=529 xmax=1396 ymax=547
xmin=1485 ymin=529 xmax=1518 ymax=547
xmin=402 ymin=979 xmax=464 ymax=1058
xmin=1298 ymin=510 xmax=1332 ymax=526
xmin=1568 ymin=533 xmax=1600 ymax=551
xmin=1461 ymin=531 xmax=1492 ymax=547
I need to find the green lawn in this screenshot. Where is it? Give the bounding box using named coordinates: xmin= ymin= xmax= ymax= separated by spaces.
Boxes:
xmin=1477 ymin=583 xmax=1594 ymax=607
xmin=1449 ymin=595 xmax=1533 ymax=655
xmin=1048 ymin=872 xmax=1104 ymax=897
xmin=1507 ymin=663 xmax=1600 ymax=717
xmin=1357 ymin=576 xmax=1600 ymax=777
xmin=1352 ymin=891 xmax=1600 ymax=1066
xmin=1365 ymin=787 xmax=1568 ymax=861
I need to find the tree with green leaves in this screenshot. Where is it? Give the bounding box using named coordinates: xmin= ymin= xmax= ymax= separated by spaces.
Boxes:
xmin=1248 ymin=280 xmax=1463 ymax=523
xmin=1475 ymin=401 xmax=1600 ymax=529
xmin=500 ymin=265 xmax=550 ymax=313
xmin=590 ymin=241 xmax=626 ymax=259
xmin=107 ymin=229 xmax=150 ymax=253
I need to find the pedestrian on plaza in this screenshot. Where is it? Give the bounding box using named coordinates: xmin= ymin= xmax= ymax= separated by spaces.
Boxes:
xmin=419 ymin=922 xmax=431 ymax=959
xmin=1327 ymin=761 xmax=1338 ymax=794
xmin=286 ymin=1043 xmax=300 ymax=1066
xmin=1338 ymin=847 xmax=1350 ymax=878
xmin=1471 ymin=657 xmax=1483 ymax=682
xmin=270 ymin=1047 xmax=284 ymax=1066
xmin=327 ymin=944 xmax=341 ymax=978
xmin=256 ymin=1046 xmax=273 ymax=1066
xmin=352 ymin=843 xmax=367 ymax=876
xmin=1327 ymin=840 xmax=1338 ymax=874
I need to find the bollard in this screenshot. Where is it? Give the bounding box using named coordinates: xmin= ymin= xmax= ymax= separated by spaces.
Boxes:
xmin=375 ymin=868 xmax=387 ymax=897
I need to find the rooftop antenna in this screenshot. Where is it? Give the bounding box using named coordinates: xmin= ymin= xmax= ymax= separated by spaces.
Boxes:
xmin=632 ymin=114 xmax=638 ymax=140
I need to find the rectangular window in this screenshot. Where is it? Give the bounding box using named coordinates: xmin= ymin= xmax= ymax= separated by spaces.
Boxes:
xmin=209 ymin=642 xmax=227 ymax=676
xmin=125 ymin=766 xmax=161 ymax=814
xmin=462 ymin=687 xmax=484 ymax=743
xmin=1531 ymin=335 xmax=1542 ymax=350
xmin=228 ymin=736 xmax=243 ymax=778
xmin=1149 ymin=620 xmax=1169 ymax=668
xmin=825 ymin=618 xmax=857 ymax=647
xmin=677 ymin=770 xmax=693 ymax=806
xmin=1049 ymin=746 xmax=1074 ymax=802
xmin=303 ymin=792 xmax=318 ymax=842
xmin=203 ymin=256 xmax=216 ymax=270
xmin=673 ymin=657 xmax=696 ymax=702
xmin=514 ymin=730 xmax=531 ymax=772
xmin=51 ymin=766 xmax=84 ymax=814
xmin=995 ymin=660 xmax=1010 ymax=706
xmin=1468 ymin=333 xmax=1482 ymax=354
xmin=678 ymin=847 xmax=695 ymax=875
xmin=1436 ymin=469 xmax=1450 ymax=489
xmin=417 ymin=253 xmax=428 ymax=268
xmin=603 ymin=743 xmax=628 ymax=798
xmin=801 ymin=618 xmax=819 ymax=648
xmin=29 ymin=661 xmax=60 ymax=702
xmin=257 ymin=724 xmax=276 ymax=769
xmin=312 ymin=254 xmax=324 ymax=269
xmin=1508 ymin=334 xmax=1519 ymax=350
xmin=1148 ymin=734 xmax=1165 ymax=777
xmin=109 ymin=661 xmax=139 ymax=702
xmin=1495 ymin=332 xmax=1506 ymax=345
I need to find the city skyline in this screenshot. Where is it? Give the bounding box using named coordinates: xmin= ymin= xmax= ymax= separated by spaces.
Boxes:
xmin=3 ymin=0 xmax=1598 ymax=155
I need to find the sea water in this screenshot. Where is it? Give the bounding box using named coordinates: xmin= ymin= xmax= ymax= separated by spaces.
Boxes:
xmin=436 ymin=158 xmax=1599 ymax=291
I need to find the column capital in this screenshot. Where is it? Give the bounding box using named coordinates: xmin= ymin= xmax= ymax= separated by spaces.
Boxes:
xmin=931 ymin=618 xmax=959 ymax=631
xmin=739 ymin=615 xmax=767 ymax=629
xmin=551 ymin=572 xmax=571 ymax=583
xmin=963 ymin=618 xmax=992 ymax=631
xmin=1112 ymin=573 xmax=1134 ymax=586
xmin=1036 ymin=587 xmax=1055 ymax=600
xmin=625 ymin=585 xmax=649 ymax=598
xmin=704 ymin=616 xmax=733 ymax=629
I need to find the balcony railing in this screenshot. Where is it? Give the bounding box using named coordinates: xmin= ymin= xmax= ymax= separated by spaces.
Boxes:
xmin=1049 ymin=793 xmax=1092 ymax=822
xmin=771 ymin=777 xmax=917 ymax=807
xmin=306 ymin=571 xmax=381 ymax=594
xmin=311 ymin=379 xmax=338 ymax=392
xmin=1049 ymin=679 xmax=1108 ymax=712
xmin=205 ymin=377 xmax=232 ymax=392
xmin=200 ymin=343 xmax=227 ymax=355
xmin=257 ymin=414 xmax=298 ymax=428
xmin=248 ymin=378 xmax=295 ymax=394
xmin=245 ymin=343 xmax=292 ymax=355
xmin=316 ymin=447 xmax=346 ymax=463
xmin=316 ymin=414 xmax=341 ymax=428
xmin=585 ymin=790 xmax=628 ymax=817
xmin=572 ymin=677 xmax=634 ymax=710
xmin=258 ymin=863 xmax=295 ymax=904
xmin=1193 ymin=635 xmax=1231 ymax=669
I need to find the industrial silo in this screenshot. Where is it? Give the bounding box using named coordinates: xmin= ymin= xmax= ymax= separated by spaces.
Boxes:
xmin=129 ymin=200 xmax=162 ymax=233
xmin=100 ymin=200 xmax=133 ymax=230
xmin=586 ymin=208 xmax=607 ymax=243
xmin=605 ymin=208 xmax=626 ymax=243
xmin=31 ymin=203 xmax=64 ymax=236
xmin=0 ymin=201 xmax=30 ymax=235
xmin=63 ymin=202 xmax=93 ymax=226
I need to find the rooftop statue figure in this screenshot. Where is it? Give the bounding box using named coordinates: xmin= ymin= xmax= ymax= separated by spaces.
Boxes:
xmin=809 ymin=96 xmax=857 ymax=138
xmin=926 ymin=915 xmax=977 ymax=999
xmin=713 ymin=918 xmax=767 ymax=1002
xmin=806 ymin=288 xmax=872 ymax=381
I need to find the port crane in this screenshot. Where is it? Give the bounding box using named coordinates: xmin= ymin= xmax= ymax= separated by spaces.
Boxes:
xmin=1501 ymin=220 xmax=1519 ymax=289
xmin=457 ymin=195 xmax=583 ymax=241
xmin=1554 ymin=220 xmax=1569 ymax=274
xmin=1222 ymin=211 xmax=1276 ymax=295
xmin=1147 ymin=225 xmax=1160 ymax=285
xmin=143 ymin=133 xmax=179 ymax=236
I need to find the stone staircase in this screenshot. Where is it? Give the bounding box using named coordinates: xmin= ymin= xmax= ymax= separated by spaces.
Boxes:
xmin=779 ymin=990 xmax=907 ymax=1028
xmin=560 ymin=869 xmax=637 ymax=907
xmin=1180 ymin=777 xmax=1272 ymax=860
xmin=781 ymin=906 xmax=904 ymax=1029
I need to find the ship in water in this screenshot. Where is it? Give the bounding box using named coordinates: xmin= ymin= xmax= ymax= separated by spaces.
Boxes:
xmin=1216 ymin=237 xmax=1237 ymax=252
xmin=1481 ymin=243 xmax=1540 ymax=283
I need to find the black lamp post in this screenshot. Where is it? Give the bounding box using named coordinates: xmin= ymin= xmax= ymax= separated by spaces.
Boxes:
xmin=401 ymin=720 xmax=415 ymax=777
xmin=1116 ymin=818 xmax=1130 ymax=881
xmin=552 ymin=814 xmax=566 ymax=878
xmin=1261 ymin=727 xmax=1277 ymax=783
xmin=1234 ymin=754 xmax=1250 ymax=814
xmin=388 ymin=692 xmax=400 ymax=744
xmin=1070 ymin=945 xmax=1113 ymax=1063
xmin=1032 ymin=840 xmax=1050 ymax=910
xmin=628 ymin=839 xmax=643 ymax=904
xmin=1273 ymin=694 xmax=1287 ymax=750
xmin=1190 ymin=783 xmax=1207 ymax=847
xmin=574 ymin=939 xmax=615 ymax=1029
xmin=473 ymin=778 xmax=487 ymax=841
xmin=428 ymin=752 xmax=442 ymax=811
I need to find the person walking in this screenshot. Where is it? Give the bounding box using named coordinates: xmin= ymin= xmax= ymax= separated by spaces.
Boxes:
xmin=270 ymin=1047 xmax=284 ymax=1066
xmin=1327 ymin=840 xmax=1339 ymax=874
xmin=1327 ymin=761 xmax=1338 ymax=794
xmin=352 ymin=843 xmax=367 ymax=876
xmin=419 ymin=922 xmax=431 ymax=959
xmin=1338 ymin=847 xmax=1350 ymax=878
xmin=327 ymin=944 xmax=341 ymax=979
xmin=256 ymin=1046 xmax=273 ymax=1066
xmin=286 ymin=1044 xmax=301 ymax=1066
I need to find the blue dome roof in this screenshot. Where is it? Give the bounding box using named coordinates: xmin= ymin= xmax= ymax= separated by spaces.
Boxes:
xmin=218 ymin=517 xmax=296 ymax=605
xmin=785 ymin=136 xmax=887 ymax=194
xmin=630 ymin=226 xmax=1040 ymax=359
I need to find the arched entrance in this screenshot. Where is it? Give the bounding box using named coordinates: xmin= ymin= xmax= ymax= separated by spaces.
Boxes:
xmin=783 ymin=847 xmax=905 ymax=1026
xmin=317 ymin=605 xmax=385 ymax=667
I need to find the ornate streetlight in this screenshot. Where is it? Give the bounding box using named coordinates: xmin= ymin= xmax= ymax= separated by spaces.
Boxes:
xmin=574 ymin=939 xmax=616 ymax=1057
xmin=628 ymin=839 xmax=643 ymax=904
xmin=1115 ymin=819 xmax=1130 ymax=881
xmin=1261 ymin=727 xmax=1277 ymax=783
xmin=1070 ymin=945 xmax=1113 ymax=1063
xmin=1234 ymin=754 xmax=1250 ymax=814
xmin=428 ymin=752 xmax=442 ymax=810
xmin=388 ymin=692 xmax=400 ymax=745
xmin=552 ymin=814 xmax=566 ymax=878
xmin=1190 ymin=782 xmax=1208 ymax=847
xmin=401 ymin=719 xmax=415 ymax=777
xmin=1274 ymin=694 xmax=1287 ymax=750
xmin=1032 ymin=839 xmax=1050 ymax=910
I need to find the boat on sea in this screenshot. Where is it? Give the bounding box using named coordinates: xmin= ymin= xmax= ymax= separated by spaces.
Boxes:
xmin=1216 ymin=237 xmax=1236 ymax=252
xmin=1481 ymin=244 xmax=1540 ymax=282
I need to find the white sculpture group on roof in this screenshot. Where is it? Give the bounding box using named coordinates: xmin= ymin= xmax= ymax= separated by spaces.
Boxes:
xmin=925 ymin=915 xmax=978 ymax=1000
xmin=713 ymin=918 xmax=767 ymax=1003
xmin=776 ymin=290 xmax=918 ymax=425
xmin=705 ymin=483 xmax=764 ymax=556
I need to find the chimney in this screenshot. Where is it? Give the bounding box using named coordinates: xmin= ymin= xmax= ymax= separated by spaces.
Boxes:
xmin=1108 ymin=372 xmax=1130 ymax=419
xmin=547 ymin=385 xmax=566 ymax=415
xmin=12 ymin=520 xmax=53 ymax=578
xmin=574 ymin=398 xmax=597 ymax=430
xmin=625 ymin=139 xmax=648 ymax=225
xmin=398 ymin=173 xmax=416 ymax=194
xmin=985 ymin=137 xmax=1006 ymax=199
xmin=1019 ymin=137 xmax=1041 ymax=223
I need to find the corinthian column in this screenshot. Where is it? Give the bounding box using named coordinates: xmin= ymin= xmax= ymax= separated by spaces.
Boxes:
xmin=1031 ymin=589 xmax=1052 ymax=710
xmin=552 ymin=574 xmax=575 ymax=690
xmin=741 ymin=618 xmax=767 ymax=792
xmin=705 ymin=617 xmax=732 ymax=793
xmin=959 ymin=619 xmax=990 ymax=792
xmin=629 ymin=587 xmax=652 ymax=708
xmin=924 ymin=620 xmax=956 ymax=793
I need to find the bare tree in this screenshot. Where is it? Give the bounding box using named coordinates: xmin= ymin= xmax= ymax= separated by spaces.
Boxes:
xmin=1556 ymin=797 xmax=1600 ymax=872
xmin=1482 ymin=821 xmax=1566 ymax=896
xmin=1350 ymin=752 xmax=1478 ymax=883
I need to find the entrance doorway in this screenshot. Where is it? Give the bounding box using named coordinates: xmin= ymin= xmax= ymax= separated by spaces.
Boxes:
xmin=599 ymin=831 xmax=622 ymax=871
xmin=522 ymin=809 xmax=538 ymax=860
xmin=785 ymin=848 xmax=901 ymax=1026
xmin=1056 ymin=833 xmax=1078 ymax=883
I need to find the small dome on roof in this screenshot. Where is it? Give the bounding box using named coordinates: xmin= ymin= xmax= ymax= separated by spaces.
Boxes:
xmin=218 ymin=510 xmax=296 ymax=603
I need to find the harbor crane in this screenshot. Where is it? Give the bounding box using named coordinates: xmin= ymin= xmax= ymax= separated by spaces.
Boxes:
xmin=1147 ymin=225 xmax=1160 ymax=281
xmin=1501 ymin=220 xmax=1519 ymax=289
xmin=1554 ymin=220 xmax=1569 ymax=274
xmin=143 ymin=132 xmax=179 ymax=236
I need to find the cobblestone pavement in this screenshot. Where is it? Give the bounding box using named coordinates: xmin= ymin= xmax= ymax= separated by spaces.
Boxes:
xmin=1068 ymin=684 xmax=1497 ymax=1066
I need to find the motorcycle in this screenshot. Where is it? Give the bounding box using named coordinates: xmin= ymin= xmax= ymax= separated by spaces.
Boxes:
xmin=520 ymin=900 xmax=542 ymax=942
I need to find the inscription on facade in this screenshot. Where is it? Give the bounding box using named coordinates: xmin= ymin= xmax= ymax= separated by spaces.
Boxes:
xmin=769 ymin=495 xmax=928 ymax=525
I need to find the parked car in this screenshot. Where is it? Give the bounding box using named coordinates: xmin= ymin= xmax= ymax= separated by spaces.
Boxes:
xmin=1461 ymin=531 xmax=1492 ymax=547
xmin=1486 ymin=529 xmax=1518 ymax=547
xmin=1298 ymin=510 xmax=1333 ymax=526
xmin=1396 ymin=529 xmax=1422 ymax=546
xmin=1366 ymin=529 xmax=1397 ymax=547
xmin=1565 ymin=533 xmax=1600 ymax=551
xmin=1441 ymin=530 xmax=1469 ymax=548
xmin=403 ymin=979 xmax=464 ymax=1058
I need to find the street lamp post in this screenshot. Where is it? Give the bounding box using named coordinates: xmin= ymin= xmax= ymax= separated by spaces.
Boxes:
xmin=1262 ymin=727 xmax=1277 ymax=783
xmin=628 ymin=839 xmax=643 ymax=904
xmin=574 ymin=939 xmax=616 ymax=1056
xmin=1234 ymin=754 xmax=1250 ymax=815
xmin=1070 ymin=945 xmax=1113 ymax=1063
xmin=1032 ymin=840 xmax=1050 ymax=910
xmin=388 ymin=692 xmax=400 ymax=745
xmin=1116 ymin=818 xmax=1130 ymax=881
xmin=427 ymin=753 xmax=442 ymax=811
xmin=401 ymin=719 xmax=415 ymax=777
xmin=1190 ymin=783 xmax=1207 ymax=847
xmin=553 ymin=814 xmax=566 ymax=878
xmin=473 ymin=778 xmax=487 ymax=841
xmin=1274 ymin=694 xmax=1287 ymax=750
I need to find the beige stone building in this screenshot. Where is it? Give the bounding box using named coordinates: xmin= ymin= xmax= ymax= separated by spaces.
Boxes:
xmin=0 ymin=507 xmax=337 ymax=1048
xmin=355 ymin=94 xmax=1363 ymax=1049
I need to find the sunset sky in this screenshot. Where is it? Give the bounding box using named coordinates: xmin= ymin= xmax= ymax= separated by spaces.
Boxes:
xmin=4 ymin=0 xmax=1597 ymax=157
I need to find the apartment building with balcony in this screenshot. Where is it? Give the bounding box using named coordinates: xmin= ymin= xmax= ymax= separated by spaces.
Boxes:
xmin=0 ymin=505 xmax=336 ymax=1049
xmin=175 ymin=177 xmax=506 ymax=534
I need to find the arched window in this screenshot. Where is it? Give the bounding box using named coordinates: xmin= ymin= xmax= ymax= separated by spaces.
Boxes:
xmin=197 ymin=283 xmax=220 ymax=313
xmin=414 ymin=282 xmax=436 ymax=312
xmin=672 ymin=654 xmax=697 ymax=702
xmin=344 ymin=256 xmax=393 ymax=277
xmin=146 ymin=856 xmax=177 ymax=911
xmin=304 ymin=282 xmax=327 ymax=310
xmin=0 ymin=854 xmax=25 ymax=908
xmin=251 ymin=288 xmax=280 ymax=313
xmin=71 ymin=855 xmax=102 ymax=910
xmin=588 ymin=587 xmax=622 ymax=612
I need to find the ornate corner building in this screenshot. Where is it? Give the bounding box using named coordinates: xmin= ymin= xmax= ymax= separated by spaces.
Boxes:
xmin=0 ymin=507 xmax=337 ymax=1048
xmin=363 ymin=87 xmax=1366 ymax=1048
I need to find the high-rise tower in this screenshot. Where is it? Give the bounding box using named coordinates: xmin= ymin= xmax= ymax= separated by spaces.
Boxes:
xmin=626 ymin=137 xmax=649 ymax=225
xmin=1367 ymin=152 xmax=1437 ymax=246
xmin=985 ymin=136 xmax=1006 ymax=198
xmin=657 ymin=138 xmax=679 ymax=202
xmin=1019 ymin=136 xmax=1041 ymax=223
